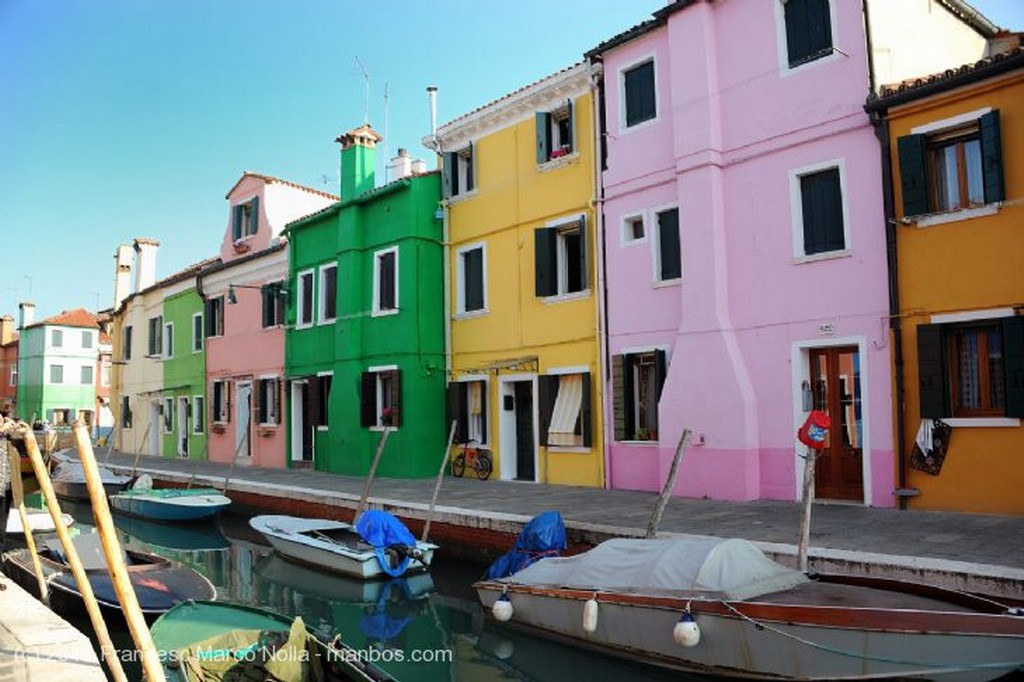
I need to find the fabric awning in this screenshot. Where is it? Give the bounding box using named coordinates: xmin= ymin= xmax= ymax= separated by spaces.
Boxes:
xmin=548 ymin=374 xmax=582 ymax=446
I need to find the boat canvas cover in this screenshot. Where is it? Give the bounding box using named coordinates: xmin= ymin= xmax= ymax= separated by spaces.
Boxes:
xmin=52 ymin=461 xmax=131 ymax=484
xmin=507 ymin=536 xmax=808 ymax=601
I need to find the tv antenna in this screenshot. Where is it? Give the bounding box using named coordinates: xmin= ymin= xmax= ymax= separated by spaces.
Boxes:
xmin=355 ymin=56 xmax=370 ymax=124
xmin=383 ymin=81 xmax=390 ymax=181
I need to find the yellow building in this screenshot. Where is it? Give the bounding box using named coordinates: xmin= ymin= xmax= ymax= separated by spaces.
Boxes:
xmin=432 ymin=63 xmax=605 ymax=486
xmin=868 ymin=48 xmax=1024 ymax=514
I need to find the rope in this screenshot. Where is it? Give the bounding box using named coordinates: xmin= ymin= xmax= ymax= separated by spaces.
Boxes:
xmin=718 ymin=600 xmax=1024 ymax=672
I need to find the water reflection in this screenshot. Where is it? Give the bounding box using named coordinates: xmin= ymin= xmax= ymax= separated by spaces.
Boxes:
xmin=43 ymin=505 xmax=688 ymax=681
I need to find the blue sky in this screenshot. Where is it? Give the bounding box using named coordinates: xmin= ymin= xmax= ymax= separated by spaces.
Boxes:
xmin=1 ymin=0 xmax=1021 ymax=322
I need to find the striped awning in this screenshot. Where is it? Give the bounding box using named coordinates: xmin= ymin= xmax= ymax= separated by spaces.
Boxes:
xmin=548 ymin=374 xmax=582 ymax=446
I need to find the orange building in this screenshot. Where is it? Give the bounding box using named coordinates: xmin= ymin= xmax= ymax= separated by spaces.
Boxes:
xmin=867 ymin=47 xmax=1024 ymax=514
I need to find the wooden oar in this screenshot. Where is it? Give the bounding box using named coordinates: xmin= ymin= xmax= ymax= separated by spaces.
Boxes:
xmin=422 ymin=420 xmax=457 ymax=542
xmin=645 ymin=428 xmax=692 ymax=538
xmin=12 ymin=420 xmax=129 ymax=682
xmin=5 ymin=440 xmax=48 ymax=602
xmin=72 ymin=421 xmax=165 ymax=682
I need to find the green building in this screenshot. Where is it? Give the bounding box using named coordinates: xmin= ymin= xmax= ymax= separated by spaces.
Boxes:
xmin=159 ymin=282 xmax=211 ymax=459
xmin=285 ymin=125 xmax=445 ymax=477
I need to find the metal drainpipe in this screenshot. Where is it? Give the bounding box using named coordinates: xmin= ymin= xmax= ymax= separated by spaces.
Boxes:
xmin=870 ymin=109 xmax=909 ymax=509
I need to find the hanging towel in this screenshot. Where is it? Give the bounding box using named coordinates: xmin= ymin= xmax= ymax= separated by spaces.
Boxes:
xmin=915 ymin=418 xmax=935 ymax=455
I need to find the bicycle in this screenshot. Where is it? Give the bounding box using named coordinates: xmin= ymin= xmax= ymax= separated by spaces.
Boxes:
xmin=451 ymin=439 xmax=492 ymax=480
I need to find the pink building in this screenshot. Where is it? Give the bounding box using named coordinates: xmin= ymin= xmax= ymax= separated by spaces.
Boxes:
xmin=589 ymin=0 xmax=995 ymax=506
xmin=199 ymin=173 xmax=336 ymax=468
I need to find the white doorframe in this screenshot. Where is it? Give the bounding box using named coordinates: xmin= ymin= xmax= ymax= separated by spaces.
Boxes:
xmin=149 ymin=401 xmax=161 ymax=456
xmin=176 ymin=396 xmax=189 ymax=458
xmin=290 ymin=380 xmax=308 ymax=462
xmin=498 ymin=373 xmax=539 ymax=482
xmin=236 ymin=381 xmax=252 ymax=459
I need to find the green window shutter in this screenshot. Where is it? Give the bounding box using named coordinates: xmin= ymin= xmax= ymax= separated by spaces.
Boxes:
xmin=581 ymin=372 xmax=592 ymax=448
xmin=258 ymin=379 xmax=268 ymax=424
xmin=465 ymin=249 xmax=484 ymax=311
xmin=249 ymin=196 xmax=260 ymax=234
xmin=443 ymin=152 xmax=456 ymax=198
xmin=565 ymin=98 xmax=574 ymax=153
xmin=979 ymin=109 xmax=1005 ymax=204
xmin=448 ymin=383 xmax=468 ymax=443
xmin=536 ymin=111 xmax=551 ymax=164
xmin=785 ymin=0 xmax=810 ymax=65
xmin=538 ymin=375 xmax=558 ymax=446
xmin=479 ymin=384 xmax=488 ymax=443
xmin=917 ymin=324 xmax=949 ymax=419
xmin=465 ymin=143 xmax=474 ymax=193
xmin=625 ymin=61 xmax=655 ymax=127
xmin=391 ymin=370 xmax=402 ymax=427
xmin=1002 ymin=316 xmax=1024 ymax=418
xmin=612 ymin=354 xmax=632 ymax=441
xmin=261 ymin=286 xmax=274 ymax=327
xmin=658 ymin=209 xmax=681 ymax=279
xmin=897 ymin=134 xmax=929 ymax=217
xmin=231 ymin=205 xmax=242 ymax=240
xmin=578 ymin=216 xmax=589 ymax=289
xmin=534 ymin=228 xmax=558 ymax=297
xmin=801 ymin=169 xmax=844 ymax=255
xmin=360 ymin=372 xmax=376 ymax=427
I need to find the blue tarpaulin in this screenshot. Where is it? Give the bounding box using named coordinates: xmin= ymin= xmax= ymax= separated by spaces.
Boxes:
xmin=485 ymin=510 xmax=566 ymax=580
xmin=356 ymin=510 xmax=418 ymax=577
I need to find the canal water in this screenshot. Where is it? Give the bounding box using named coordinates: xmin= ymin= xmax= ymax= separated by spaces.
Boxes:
xmin=50 ymin=501 xmax=690 ymax=682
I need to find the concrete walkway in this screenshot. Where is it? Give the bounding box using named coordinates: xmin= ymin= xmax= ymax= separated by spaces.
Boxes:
xmin=0 ymin=573 xmax=105 ymax=682
xmin=87 ymin=450 xmax=1024 ymax=599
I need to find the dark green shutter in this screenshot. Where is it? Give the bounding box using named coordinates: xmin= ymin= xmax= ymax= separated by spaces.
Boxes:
xmin=250 ymin=196 xmax=260 ymax=234
xmin=658 ymin=209 xmax=681 ymax=279
xmin=1002 ymin=316 xmax=1024 ymax=418
xmin=232 ymin=205 xmax=242 ymax=240
xmin=917 ymin=324 xmax=949 ymax=419
xmin=534 ymin=228 xmax=558 ymax=297
xmin=258 ymin=379 xmax=268 ymax=424
xmin=261 ymin=286 xmax=274 ymax=327
xmin=536 ymin=112 xmax=551 ymax=164
xmin=581 ymin=372 xmax=592 ymax=447
xmin=448 ymin=383 xmax=468 ymax=443
xmin=625 ymin=61 xmax=655 ymax=127
xmin=479 ymin=383 xmax=488 ymax=443
xmin=465 ymin=143 xmax=474 ymax=192
xmin=612 ymin=354 xmax=634 ymax=441
xmin=785 ymin=0 xmax=810 ymax=65
xmin=655 ymin=349 xmax=667 ymax=403
xmin=565 ymin=98 xmax=574 ymax=153
xmin=538 ymin=375 xmax=558 ymax=446
xmin=801 ymin=169 xmax=844 ymax=255
xmin=898 ymin=134 xmax=929 ymax=217
xmin=443 ymin=152 xmax=456 ymax=198
xmin=391 ymin=370 xmax=402 ymax=427
xmin=360 ymin=372 xmax=376 ymax=427
xmin=578 ymin=216 xmax=589 ymax=289
xmin=979 ymin=109 xmax=1005 ymax=204
xmin=465 ymin=249 xmax=484 ymax=311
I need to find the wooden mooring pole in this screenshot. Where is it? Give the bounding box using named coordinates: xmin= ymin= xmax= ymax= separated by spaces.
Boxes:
xmin=355 ymin=426 xmax=391 ymax=520
xmin=5 ymin=440 xmax=48 ymax=602
xmin=645 ymin=429 xmax=692 ymax=539
xmin=422 ymin=420 xmax=458 ymax=542
xmin=797 ymin=445 xmax=817 ymax=572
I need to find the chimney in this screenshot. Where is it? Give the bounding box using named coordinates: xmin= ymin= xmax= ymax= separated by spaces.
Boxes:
xmin=389 ymin=148 xmax=412 ymax=180
xmin=133 ymin=238 xmax=160 ymax=293
xmin=427 ymin=86 xmax=438 ymax=148
xmin=410 ymin=158 xmax=427 ymax=175
xmin=336 ymin=124 xmax=382 ymax=199
xmin=0 ymin=315 xmax=14 ymax=344
xmin=113 ymin=243 xmax=134 ymax=309
xmin=18 ymin=302 xmax=35 ymax=329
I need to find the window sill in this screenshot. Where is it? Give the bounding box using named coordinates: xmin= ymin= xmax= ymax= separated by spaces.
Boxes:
xmin=295 ymin=322 xmax=315 ymax=330
xmin=541 ymin=289 xmax=591 ymax=305
xmin=622 ymin=439 xmax=660 ymax=446
xmin=782 ymin=49 xmax=841 ymax=77
xmin=910 ymin=204 xmax=999 ymax=228
xmin=316 ymin=425 xmax=330 ymax=432
xmin=792 ymin=248 xmax=852 ymax=265
xmin=652 ymin=277 xmax=681 ymax=289
xmin=622 ymin=237 xmax=648 ymax=248
xmin=619 ymin=115 xmax=659 ymax=135
xmin=539 ymin=152 xmax=579 ymax=171
xmin=454 ymin=308 xmax=489 ymax=320
xmin=368 ymin=426 xmax=399 ymax=432
xmin=447 ymin=189 xmax=478 ymax=205
xmin=371 ymin=308 xmax=400 ymax=318
xmin=317 ymin=317 xmax=336 ymax=326
xmin=942 ymin=417 xmax=1019 ymax=428
xmin=547 ymin=445 xmax=589 ymax=454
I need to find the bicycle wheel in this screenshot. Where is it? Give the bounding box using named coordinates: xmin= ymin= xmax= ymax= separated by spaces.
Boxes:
xmin=452 ymin=453 xmax=466 ymax=478
xmin=475 ymin=453 xmax=492 ymax=481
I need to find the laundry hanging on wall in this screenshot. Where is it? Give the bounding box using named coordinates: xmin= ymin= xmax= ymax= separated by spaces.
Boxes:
xmin=909 ymin=418 xmax=952 ymax=475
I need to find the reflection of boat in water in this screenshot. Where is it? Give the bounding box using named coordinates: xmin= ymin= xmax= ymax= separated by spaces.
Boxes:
xmin=3 ymin=532 xmax=216 ymax=624
xmin=256 ymin=553 xmax=435 ymax=605
xmin=150 ymin=600 xmax=394 ymax=681
xmin=112 ymin=511 xmax=231 ymax=552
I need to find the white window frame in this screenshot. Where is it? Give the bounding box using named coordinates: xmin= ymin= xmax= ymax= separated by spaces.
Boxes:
xmin=454 ymin=147 xmax=475 ymax=199
xmin=192 ymin=395 xmax=205 ymax=434
xmin=457 ymin=375 xmax=489 ymax=446
xmin=551 ymin=213 xmax=588 ymax=299
xmin=258 ymin=375 xmax=280 ymax=426
xmin=316 ymin=371 xmax=333 ymax=431
xmin=51 ymin=329 xmax=63 ymax=348
xmin=318 ymin=264 xmax=338 ymax=324
xmin=163 ymin=397 xmax=174 ymax=434
xmin=81 ymin=330 xmax=93 ymax=349
xmin=9 ymin=365 xmax=17 ymax=387
xmin=101 ymin=361 xmax=111 ymax=387
xmin=49 ymin=407 xmax=72 ymax=427
xmin=620 ymin=211 xmax=647 ymax=247
xmin=368 ymin=364 xmax=398 ymax=431
xmin=455 ymin=242 xmax=488 ymax=317
xmin=148 ymin=315 xmax=163 ymax=357
xmin=80 ymin=364 xmax=93 ymax=385
xmin=192 ymin=313 xmax=204 ymax=352
xmin=650 ymin=203 xmax=682 ymax=285
xmin=212 ymin=379 xmax=229 ymax=423
xmin=123 ymin=325 xmax=133 ymax=360
xmin=163 ymin=321 xmax=174 ymax=359
xmin=49 ymin=363 xmax=64 ymax=385
xmin=789 ymin=157 xmax=851 ymax=263
xmin=617 ymin=53 xmax=659 ymax=134
xmin=775 ymin=0 xmax=841 ymax=77
xmin=296 ymin=268 xmax=315 ymax=329
xmin=372 ymin=246 xmax=400 ymax=317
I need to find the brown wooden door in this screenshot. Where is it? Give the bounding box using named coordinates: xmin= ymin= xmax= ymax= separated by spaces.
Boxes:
xmin=809 ymin=347 xmax=864 ymax=501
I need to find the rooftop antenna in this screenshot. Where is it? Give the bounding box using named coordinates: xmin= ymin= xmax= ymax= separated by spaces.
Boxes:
xmin=355 ymin=56 xmax=370 ymax=125
xmin=383 ymin=81 xmax=390 ymax=183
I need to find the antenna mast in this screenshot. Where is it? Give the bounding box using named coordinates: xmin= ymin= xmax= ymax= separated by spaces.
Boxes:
xmin=383 ymin=81 xmax=390 ymax=182
xmin=355 ymin=56 xmax=370 ymax=125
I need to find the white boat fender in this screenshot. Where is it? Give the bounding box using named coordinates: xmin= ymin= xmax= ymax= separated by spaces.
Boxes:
xmin=582 ymin=596 xmax=599 ymax=633
xmin=673 ymin=609 xmax=701 ymax=647
xmin=493 ymin=591 xmax=514 ymax=622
